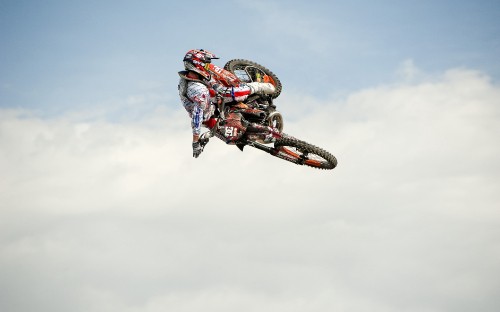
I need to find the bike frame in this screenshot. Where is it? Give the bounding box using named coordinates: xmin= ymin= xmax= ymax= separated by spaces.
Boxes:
xmin=199 ymin=101 xmax=282 ymax=151
xmin=205 ymin=63 xmax=241 ymax=87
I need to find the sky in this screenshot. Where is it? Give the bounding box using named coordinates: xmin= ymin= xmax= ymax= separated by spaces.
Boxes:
xmin=1 ymin=1 xmax=500 ymax=311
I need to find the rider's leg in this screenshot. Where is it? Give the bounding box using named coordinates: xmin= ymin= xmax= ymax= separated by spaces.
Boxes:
xmin=246 ymin=82 xmax=276 ymax=95
xmin=220 ymin=83 xmax=276 ymax=103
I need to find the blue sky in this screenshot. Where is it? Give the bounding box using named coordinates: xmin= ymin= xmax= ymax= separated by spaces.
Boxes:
xmin=1 ymin=0 xmax=499 ymax=113
xmin=1 ymin=1 xmax=500 ymax=312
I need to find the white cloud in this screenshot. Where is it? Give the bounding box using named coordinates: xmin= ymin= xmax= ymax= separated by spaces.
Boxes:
xmin=1 ymin=67 xmax=499 ymax=312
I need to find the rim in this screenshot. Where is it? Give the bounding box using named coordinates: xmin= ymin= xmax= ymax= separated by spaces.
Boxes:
xmin=277 ymin=146 xmax=328 ymax=167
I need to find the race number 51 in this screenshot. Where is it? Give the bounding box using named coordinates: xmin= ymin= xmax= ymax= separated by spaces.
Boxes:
xmin=225 ymin=126 xmax=237 ymax=137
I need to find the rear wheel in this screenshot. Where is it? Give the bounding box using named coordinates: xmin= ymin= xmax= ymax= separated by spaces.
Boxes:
xmin=224 ymin=59 xmax=282 ymax=99
xmin=273 ymin=136 xmax=337 ymax=170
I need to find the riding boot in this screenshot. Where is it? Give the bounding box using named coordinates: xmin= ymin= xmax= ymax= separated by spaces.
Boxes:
xmin=247 ymin=82 xmax=276 ymax=95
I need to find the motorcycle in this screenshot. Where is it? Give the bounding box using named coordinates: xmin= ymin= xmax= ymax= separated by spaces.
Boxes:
xmin=199 ymin=59 xmax=337 ymax=170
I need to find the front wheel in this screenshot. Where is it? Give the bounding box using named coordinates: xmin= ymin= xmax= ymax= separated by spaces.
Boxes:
xmin=273 ymin=136 xmax=337 ymax=170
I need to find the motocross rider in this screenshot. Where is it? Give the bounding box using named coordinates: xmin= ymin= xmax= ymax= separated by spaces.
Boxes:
xmin=178 ymin=49 xmax=276 ymax=158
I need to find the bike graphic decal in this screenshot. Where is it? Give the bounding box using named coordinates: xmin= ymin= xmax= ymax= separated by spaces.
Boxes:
xmin=225 ymin=126 xmax=237 ymax=137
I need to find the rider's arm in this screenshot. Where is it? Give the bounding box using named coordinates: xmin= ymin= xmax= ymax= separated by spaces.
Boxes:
xmin=190 ymin=103 xmax=203 ymax=141
xmin=185 ymin=82 xmax=211 ymax=142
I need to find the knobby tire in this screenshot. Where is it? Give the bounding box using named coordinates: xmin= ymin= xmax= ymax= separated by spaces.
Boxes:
xmin=273 ymin=136 xmax=337 ymax=170
xmin=224 ymin=59 xmax=282 ymax=99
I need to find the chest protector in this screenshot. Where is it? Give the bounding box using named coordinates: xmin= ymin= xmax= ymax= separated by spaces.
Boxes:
xmin=178 ymin=71 xmax=210 ymax=100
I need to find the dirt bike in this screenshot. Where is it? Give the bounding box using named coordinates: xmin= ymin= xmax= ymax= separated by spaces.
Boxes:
xmin=199 ymin=59 xmax=337 ymax=170
xmin=205 ymin=59 xmax=284 ymax=132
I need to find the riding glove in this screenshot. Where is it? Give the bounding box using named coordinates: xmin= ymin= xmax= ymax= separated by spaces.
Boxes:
xmin=192 ymin=141 xmax=203 ymax=158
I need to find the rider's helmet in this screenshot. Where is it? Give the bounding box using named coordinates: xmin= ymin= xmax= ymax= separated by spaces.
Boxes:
xmin=183 ymin=49 xmax=219 ymax=80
